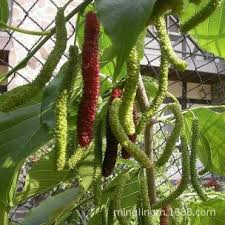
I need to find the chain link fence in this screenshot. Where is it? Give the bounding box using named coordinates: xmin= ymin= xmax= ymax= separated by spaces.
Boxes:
xmin=1 ymin=0 xmax=225 ymax=224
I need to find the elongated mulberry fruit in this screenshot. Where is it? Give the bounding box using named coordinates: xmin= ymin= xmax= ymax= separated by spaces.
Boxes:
xmin=109 ymin=99 xmax=153 ymax=169
xmin=139 ymin=171 xmax=153 ymax=225
xmin=77 ymin=11 xmax=100 ymax=147
xmin=152 ymin=133 xmax=190 ymax=209
xmin=181 ymin=0 xmax=221 ymax=33
xmin=0 ymin=8 xmax=67 ymax=112
xmin=136 ymin=51 xmax=169 ymax=135
xmin=102 ymin=88 xmax=122 ymax=177
xmin=155 ymin=16 xmax=187 ymax=71
xmin=156 ymin=103 xmax=183 ymax=168
xmin=120 ymin=47 xmax=139 ymax=136
xmin=113 ymin=173 xmax=130 ymax=225
xmin=121 ymin=105 xmax=139 ymax=159
xmin=56 ymin=46 xmax=79 ymax=171
xmin=190 ymin=118 xmax=208 ymax=201
xmin=160 ymin=205 xmax=171 ymax=225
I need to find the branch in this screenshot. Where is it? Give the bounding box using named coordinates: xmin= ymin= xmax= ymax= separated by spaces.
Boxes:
xmin=136 ymin=74 xmax=157 ymax=204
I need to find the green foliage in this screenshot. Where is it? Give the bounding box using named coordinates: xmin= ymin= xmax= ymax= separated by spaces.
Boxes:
xmin=107 ymin=201 xmax=115 ymax=225
xmin=0 ymin=0 xmax=9 ymax=26
xmin=109 ymin=99 xmax=153 ymax=168
xmin=21 ymin=151 xmax=95 ymax=225
xmin=0 ymin=104 xmax=52 ymax=225
xmin=15 ymin=150 xmax=72 ymax=204
xmin=156 ymin=103 xmax=183 ymax=167
xmin=180 ymin=0 xmax=225 ymax=59
xmin=137 ymin=198 xmax=145 ymax=225
xmin=95 ymin=0 xmax=156 ymax=76
xmin=184 ymin=107 xmax=225 ymax=175
xmin=88 ymin=209 xmax=107 ymax=225
xmin=189 ymin=0 xmax=202 ymax=4
xmin=120 ymin=46 xmax=139 ymax=135
xmin=1 ymin=1 xmax=225 ymax=224
xmin=189 ymin=198 xmax=225 ymax=225
xmin=21 ymin=187 xmax=83 ymax=225
xmin=149 ymin=0 xmax=185 ymax=23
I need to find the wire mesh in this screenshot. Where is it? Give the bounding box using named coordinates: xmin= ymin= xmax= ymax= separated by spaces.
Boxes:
xmin=0 ymin=0 xmax=225 ymax=223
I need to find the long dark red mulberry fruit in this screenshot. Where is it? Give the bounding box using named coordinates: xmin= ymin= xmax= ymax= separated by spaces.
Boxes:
xmin=121 ymin=105 xmax=139 ymax=159
xmin=77 ymin=11 xmax=100 ymax=148
xmin=160 ymin=205 xmax=171 ymax=225
xmin=102 ymin=88 xmax=122 ymax=177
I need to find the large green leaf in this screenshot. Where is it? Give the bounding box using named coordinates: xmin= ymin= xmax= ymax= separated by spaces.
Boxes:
xmin=21 ymin=152 xmax=95 ymax=225
xmin=184 ymin=107 xmax=225 ymax=175
xmin=21 ymin=187 xmax=83 ymax=225
xmin=142 ymin=75 xmax=158 ymax=101
xmin=95 ymin=0 xmax=156 ymax=76
xmin=15 ymin=151 xmax=72 ymax=204
xmin=16 ymin=149 xmax=95 ymax=204
xmin=0 ymin=104 xmax=52 ymax=224
xmin=88 ymin=209 xmax=106 ymax=225
xmin=189 ymin=198 xmax=225 ymax=225
xmin=180 ymin=0 xmax=225 ymax=58
xmin=102 ymin=169 xmax=140 ymax=209
xmin=0 ymin=0 xmax=9 ymax=27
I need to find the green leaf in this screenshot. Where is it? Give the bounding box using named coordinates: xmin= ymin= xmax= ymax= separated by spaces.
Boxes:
xmin=0 ymin=0 xmax=9 ymax=27
xmin=21 ymin=151 xmax=95 ymax=225
xmin=184 ymin=107 xmax=225 ymax=175
xmin=95 ymin=0 xmax=156 ymax=76
xmin=21 ymin=187 xmax=84 ymax=225
xmin=102 ymin=169 xmax=140 ymax=209
xmin=88 ymin=209 xmax=106 ymax=225
xmin=142 ymin=75 xmax=158 ymax=101
xmin=0 ymin=104 xmax=52 ymax=224
xmin=180 ymin=0 xmax=225 ymax=58
xmin=15 ymin=151 xmax=72 ymax=204
xmin=189 ymin=198 xmax=225 ymax=225
xmin=16 ymin=150 xmax=95 ymax=205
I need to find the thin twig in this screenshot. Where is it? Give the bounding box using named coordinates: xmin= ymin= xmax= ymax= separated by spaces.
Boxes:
xmin=136 ymin=74 xmax=157 ymax=205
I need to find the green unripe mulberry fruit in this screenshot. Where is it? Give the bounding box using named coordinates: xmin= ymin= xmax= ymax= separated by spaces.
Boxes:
xmin=155 ymin=16 xmax=187 ymax=71
xmin=113 ymin=173 xmax=130 ymax=225
xmin=136 ymin=51 xmax=169 ymax=135
xmin=139 ymin=171 xmax=153 ymax=225
xmin=152 ymin=133 xmax=190 ymax=209
xmin=190 ymin=118 xmax=208 ymax=201
xmin=109 ymin=99 xmax=153 ymax=169
xmin=181 ymin=0 xmax=221 ymax=33
xmin=56 ymin=46 xmax=79 ymax=171
xmin=156 ymin=103 xmax=183 ymax=168
xmin=120 ymin=46 xmax=139 ymax=136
